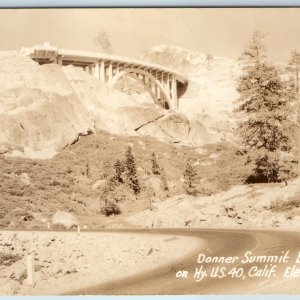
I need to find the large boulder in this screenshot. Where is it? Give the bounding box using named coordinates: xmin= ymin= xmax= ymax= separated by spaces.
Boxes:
xmin=52 ymin=211 xmax=78 ymax=229
xmin=0 ymin=55 xmax=94 ymax=159
xmin=136 ymin=111 xmax=209 ymax=146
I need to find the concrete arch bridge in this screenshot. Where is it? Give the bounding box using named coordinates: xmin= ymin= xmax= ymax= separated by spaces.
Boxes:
xmin=21 ymin=43 xmax=188 ymax=110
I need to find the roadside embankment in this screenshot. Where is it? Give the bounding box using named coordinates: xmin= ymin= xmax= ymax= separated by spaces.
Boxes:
xmin=0 ymin=230 xmax=203 ymax=295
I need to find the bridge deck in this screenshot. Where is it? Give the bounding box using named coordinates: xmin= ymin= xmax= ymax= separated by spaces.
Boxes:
xmin=21 ymin=45 xmax=188 ymax=84
xmin=21 ymin=43 xmax=189 ymax=109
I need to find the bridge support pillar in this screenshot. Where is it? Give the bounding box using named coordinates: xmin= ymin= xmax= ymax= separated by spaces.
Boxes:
xmin=164 ymin=74 xmax=171 ymax=106
xmin=150 ymin=81 xmax=154 ymax=93
xmin=94 ymin=62 xmax=100 ymax=80
xmin=156 ymin=85 xmax=161 ymax=100
xmin=88 ymin=65 xmax=93 ymax=75
xmin=100 ymin=61 xmax=105 ymax=83
xmin=165 ymin=74 xmax=170 ymax=89
xmin=171 ymin=75 xmax=178 ymax=108
xmin=160 ymin=73 xmax=164 ymax=86
xmin=108 ymin=62 xmax=113 ymax=83
xmin=116 ymin=64 xmax=120 ymax=75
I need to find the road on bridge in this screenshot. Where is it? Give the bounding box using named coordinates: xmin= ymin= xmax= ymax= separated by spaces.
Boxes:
xmin=68 ymin=228 xmax=300 ymax=295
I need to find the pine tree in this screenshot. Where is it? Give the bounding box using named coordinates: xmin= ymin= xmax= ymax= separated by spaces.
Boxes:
xmin=85 ymin=162 xmax=90 ymax=178
xmin=151 ymin=152 xmax=161 ymax=175
xmin=114 ymin=159 xmax=125 ymax=184
xmin=288 ymin=51 xmax=300 ymax=175
xmin=183 ymin=161 xmax=197 ymax=196
xmin=289 ymin=50 xmax=300 ymax=93
xmin=236 ymin=32 xmax=297 ymax=183
xmin=206 ymin=53 xmax=213 ymax=70
xmin=160 ymin=168 xmax=169 ymax=192
xmin=124 ymin=146 xmax=141 ymax=195
xmin=239 ymin=31 xmax=267 ymax=65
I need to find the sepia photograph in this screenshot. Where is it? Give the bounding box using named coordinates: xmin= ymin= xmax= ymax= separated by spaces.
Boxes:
xmin=0 ymin=7 xmax=300 ymax=295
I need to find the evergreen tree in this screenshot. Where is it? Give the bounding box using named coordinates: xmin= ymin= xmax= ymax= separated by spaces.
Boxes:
xmin=183 ymin=161 xmax=197 ymax=196
xmin=206 ymin=53 xmax=213 ymax=70
xmin=288 ymin=51 xmax=300 ymax=175
xmin=124 ymin=146 xmax=141 ymax=195
xmin=160 ymin=168 xmax=169 ymax=192
xmin=236 ymin=32 xmax=297 ymax=183
xmin=288 ymin=50 xmax=300 ymax=93
xmin=114 ymin=159 xmax=125 ymax=184
xmin=85 ymin=162 xmax=90 ymax=178
xmin=239 ymin=31 xmax=267 ymax=65
xmin=151 ymin=152 xmax=161 ymax=175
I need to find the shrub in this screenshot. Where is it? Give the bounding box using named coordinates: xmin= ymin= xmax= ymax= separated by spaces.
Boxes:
xmin=101 ymin=201 xmax=121 ymax=216
xmin=197 ymin=179 xmax=219 ymax=196
xmin=270 ymin=196 xmax=300 ymax=212
xmin=111 ymin=185 xmax=135 ymax=203
xmin=0 ymin=219 xmax=10 ymax=228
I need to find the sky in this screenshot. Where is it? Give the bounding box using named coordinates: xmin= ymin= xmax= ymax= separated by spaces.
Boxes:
xmin=0 ymin=8 xmax=300 ymax=62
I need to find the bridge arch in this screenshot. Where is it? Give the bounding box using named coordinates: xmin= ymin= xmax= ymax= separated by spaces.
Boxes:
xmin=22 ymin=44 xmax=189 ymax=110
xmin=110 ymin=68 xmax=172 ymax=109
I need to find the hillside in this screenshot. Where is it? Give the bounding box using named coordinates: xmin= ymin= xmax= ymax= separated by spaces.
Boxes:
xmin=0 ymin=48 xmax=252 ymax=229
xmin=0 ymin=130 xmax=250 ymax=229
xmin=127 ymin=177 xmax=300 ymax=230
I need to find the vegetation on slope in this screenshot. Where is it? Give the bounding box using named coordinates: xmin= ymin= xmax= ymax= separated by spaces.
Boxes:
xmin=0 ymin=130 xmax=251 ymax=229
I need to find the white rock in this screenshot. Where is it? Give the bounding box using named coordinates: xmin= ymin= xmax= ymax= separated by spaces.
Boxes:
xmin=209 ymin=153 xmax=220 ymax=160
xmin=18 ymin=173 xmax=30 ymax=185
xmin=138 ymin=141 xmax=145 ymax=148
xmin=149 ymin=177 xmax=161 ymax=192
xmin=52 ymin=211 xmax=79 ymax=229
xmin=92 ymin=179 xmax=106 ymax=190
xmin=200 ymin=161 xmax=212 ymax=166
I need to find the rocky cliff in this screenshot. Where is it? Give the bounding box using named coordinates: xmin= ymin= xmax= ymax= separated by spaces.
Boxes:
xmin=0 ymin=51 xmax=210 ymax=158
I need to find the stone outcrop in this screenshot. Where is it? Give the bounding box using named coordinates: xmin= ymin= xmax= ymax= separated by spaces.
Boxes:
xmin=0 ymin=53 xmax=210 ymax=158
xmin=127 ymin=178 xmax=300 ymax=230
xmin=52 ymin=211 xmax=79 ymax=229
